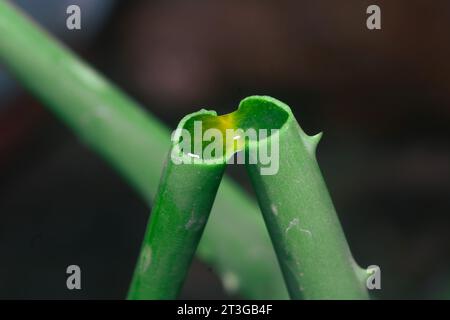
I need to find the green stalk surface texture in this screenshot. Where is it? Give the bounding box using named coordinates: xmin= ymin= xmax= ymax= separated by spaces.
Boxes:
xmin=128 ymin=110 xmax=227 ymax=299
xmin=0 ymin=1 xmax=288 ymax=299
xmin=131 ymin=95 xmax=369 ymax=299
xmin=243 ymin=96 xmax=369 ymax=299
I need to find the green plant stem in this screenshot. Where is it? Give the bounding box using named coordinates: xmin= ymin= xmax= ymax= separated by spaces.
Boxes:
xmin=243 ymin=96 xmax=369 ymax=299
xmin=0 ymin=1 xmax=287 ymax=299
xmin=128 ymin=111 xmax=226 ymax=299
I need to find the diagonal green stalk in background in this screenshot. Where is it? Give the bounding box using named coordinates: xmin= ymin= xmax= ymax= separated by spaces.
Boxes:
xmin=0 ymin=0 xmax=287 ymax=299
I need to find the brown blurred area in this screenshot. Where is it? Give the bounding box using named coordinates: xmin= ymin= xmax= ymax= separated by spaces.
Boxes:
xmin=1 ymin=0 xmax=450 ymax=299
xmin=117 ymin=0 xmax=450 ymax=130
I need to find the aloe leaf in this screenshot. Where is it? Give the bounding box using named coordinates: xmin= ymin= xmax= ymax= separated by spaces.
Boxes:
xmin=243 ymin=96 xmax=369 ymax=299
xmin=128 ymin=111 xmax=228 ymax=299
xmin=0 ymin=1 xmax=287 ymax=299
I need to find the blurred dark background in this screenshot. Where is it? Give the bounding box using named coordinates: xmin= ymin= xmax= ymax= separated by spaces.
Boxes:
xmin=1 ymin=0 xmax=450 ymax=299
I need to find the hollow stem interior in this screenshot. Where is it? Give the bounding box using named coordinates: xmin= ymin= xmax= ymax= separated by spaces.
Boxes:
xmin=181 ymin=100 xmax=289 ymax=160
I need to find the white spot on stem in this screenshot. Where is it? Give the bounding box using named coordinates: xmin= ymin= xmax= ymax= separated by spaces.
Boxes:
xmin=299 ymin=228 xmax=313 ymax=238
xmin=222 ymin=272 xmax=240 ymax=293
xmin=140 ymin=245 xmax=152 ymax=273
xmin=185 ymin=216 xmax=196 ymax=229
xmin=285 ymin=218 xmax=313 ymax=238
xmin=285 ymin=218 xmax=299 ymax=234
xmin=271 ymin=204 xmax=278 ymax=216
xmin=185 ymin=209 xmax=198 ymax=230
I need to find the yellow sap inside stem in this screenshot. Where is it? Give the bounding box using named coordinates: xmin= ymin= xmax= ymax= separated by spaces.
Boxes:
xmin=200 ymin=111 xmax=245 ymax=156
xmin=182 ymin=99 xmax=289 ymax=160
